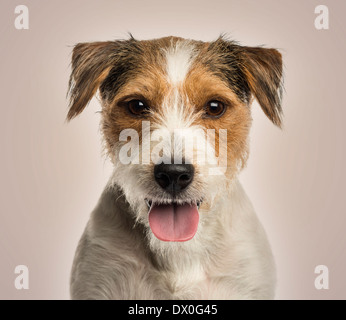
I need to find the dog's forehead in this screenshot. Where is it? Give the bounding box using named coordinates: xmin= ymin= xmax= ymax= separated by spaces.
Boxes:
xmin=139 ymin=37 xmax=224 ymax=85
xmin=136 ymin=37 xmax=205 ymax=84
xmin=165 ymin=42 xmax=196 ymax=84
xmin=113 ymin=38 xmax=240 ymax=96
xmin=98 ymin=36 xmax=249 ymax=117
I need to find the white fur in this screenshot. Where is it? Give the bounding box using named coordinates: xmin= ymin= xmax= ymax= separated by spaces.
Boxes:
xmin=164 ymin=41 xmax=196 ymax=86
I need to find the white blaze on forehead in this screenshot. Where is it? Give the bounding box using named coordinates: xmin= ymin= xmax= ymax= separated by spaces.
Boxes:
xmin=158 ymin=88 xmax=195 ymax=132
xmin=164 ymin=40 xmax=197 ymax=85
xmin=157 ymin=41 xmax=201 ymax=164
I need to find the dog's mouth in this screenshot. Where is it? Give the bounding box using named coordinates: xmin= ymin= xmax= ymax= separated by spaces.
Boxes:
xmin=145 ymin=199 xmax=202 ymax=242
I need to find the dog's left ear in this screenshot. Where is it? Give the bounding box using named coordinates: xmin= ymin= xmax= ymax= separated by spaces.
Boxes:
xmin=240 ymin=46 xmax=283 ymax=127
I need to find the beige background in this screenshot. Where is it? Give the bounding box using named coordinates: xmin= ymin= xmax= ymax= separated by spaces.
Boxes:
xmin=0 ymin=0 xmax=345 ymax=299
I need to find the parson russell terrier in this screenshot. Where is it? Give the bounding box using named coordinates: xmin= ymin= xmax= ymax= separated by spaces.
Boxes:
xmin=67 ymin=35 xmax=283 ymax=299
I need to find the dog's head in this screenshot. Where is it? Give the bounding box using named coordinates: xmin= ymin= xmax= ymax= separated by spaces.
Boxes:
xmin=67 ymin=36 xmax=283 ymax=248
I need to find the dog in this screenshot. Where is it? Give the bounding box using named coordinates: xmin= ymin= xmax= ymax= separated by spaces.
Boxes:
xmin=67 ymin=35 xmax=283 ymax=299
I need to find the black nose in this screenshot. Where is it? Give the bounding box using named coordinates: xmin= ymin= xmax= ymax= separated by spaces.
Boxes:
xmin=154 ymin=164 xmax=194 ymax=195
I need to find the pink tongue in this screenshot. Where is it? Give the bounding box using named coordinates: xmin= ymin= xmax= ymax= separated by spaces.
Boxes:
xmin=148 ymin=203 xmax=199 ymax=242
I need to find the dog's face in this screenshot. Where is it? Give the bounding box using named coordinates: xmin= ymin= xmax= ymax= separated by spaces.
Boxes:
xmin=67 ymin=36 xmax=282 ymax=248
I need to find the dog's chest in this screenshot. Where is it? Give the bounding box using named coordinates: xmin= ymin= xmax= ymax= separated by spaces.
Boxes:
xmin=154 ymin=264 xmax=217 ymax=299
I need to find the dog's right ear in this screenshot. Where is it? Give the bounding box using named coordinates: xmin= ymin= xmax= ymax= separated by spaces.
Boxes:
xmin=67 ymin=41 xmax=119 ymax=121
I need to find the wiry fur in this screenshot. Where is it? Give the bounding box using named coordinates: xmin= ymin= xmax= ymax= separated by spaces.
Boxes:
xmin=67 ymin=35 xmax=283 ymax=300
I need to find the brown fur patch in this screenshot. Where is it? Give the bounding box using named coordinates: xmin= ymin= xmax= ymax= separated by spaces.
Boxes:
xmin=183 ymin=61 xmax=251 ymax=177
xmin=101 ymin=72 xmax=168 ymax=158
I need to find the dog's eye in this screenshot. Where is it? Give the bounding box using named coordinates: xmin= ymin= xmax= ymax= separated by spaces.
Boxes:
xmin=127 ymin=100 xmax=149 ymax=116
xmin=205 ymin=100 xmax=226 ymax=118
